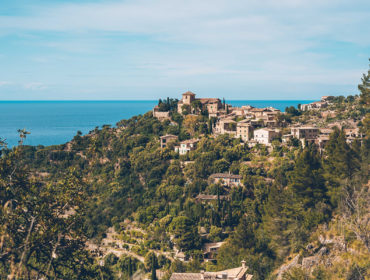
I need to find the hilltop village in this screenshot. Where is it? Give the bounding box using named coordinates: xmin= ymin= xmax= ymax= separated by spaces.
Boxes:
xmin=1 ymin=69 xmax=368 ymax=280
xmin=154 ymin=91 xmax=363 ymax=154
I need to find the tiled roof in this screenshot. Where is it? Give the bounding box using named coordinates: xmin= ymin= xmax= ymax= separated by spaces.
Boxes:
xmin=198 ymin=98 xmax=220 ymax=104
xmin=170 ymin=273 xmax=201 ymax=280
xmin=183 ymin=91 xmax=196 ymax=96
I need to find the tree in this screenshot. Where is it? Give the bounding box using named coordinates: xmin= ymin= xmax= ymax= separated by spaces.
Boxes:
xmin=285 ymin=106 xmax=300 ymax=116
xmin=151 ymin=255 xmax=157 ymax=280
xmin=191 ymin=100 xmax=202 ymax=114
xmin=288 ymin=145 xmax=327 ymax=208
xmin=341 ymin=176 xmax=370 ymax=251
xmin=358 ymin=59 xmax=370 ymax=105
xmin=0 ymin=144 xmax=95 ymax=279
xmin=181 ymin=104 xmax=191 ymax=115
xmin=324 ymin=128 xmax=360 ymax=205
xmin=183 ymin=115 xmax=200 ymax=136
xmin=168 ymin=216 xmax=200 ymax=251
xmin=17 ymin=128 xmax=30 ymax=146
xmin=144 ymin=252 xmax=158 ymax=271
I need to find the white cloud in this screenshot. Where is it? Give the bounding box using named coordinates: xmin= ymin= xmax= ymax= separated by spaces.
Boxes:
xmin=24 ymin=82 xmax=47 ymax=90
xmin=0 ymin=81 xmax=12 ymax=87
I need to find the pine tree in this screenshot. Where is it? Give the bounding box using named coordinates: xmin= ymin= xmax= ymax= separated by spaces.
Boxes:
xmin=288 ymin=144 xmax=326 ymax=208
xmin=128 ymin=258 xmax=133 ymax=277
xmin=324 ymin=127 xmax=360 ymax=204
xmin=151 ymin=255 xmax=157 ymax=280
xmin=358 ymin=59 xmax=370 ymax=105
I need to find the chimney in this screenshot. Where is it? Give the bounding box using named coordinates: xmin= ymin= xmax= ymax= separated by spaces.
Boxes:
xmin=241 ymin=260 xmax=246 ymax=269
xmin=222 ymin=273 xmax=228 ymax=279
xmin=200 ymin=270 xmax=205 ymax=280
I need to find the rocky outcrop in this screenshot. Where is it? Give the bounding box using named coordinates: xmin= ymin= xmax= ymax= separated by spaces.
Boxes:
xmin=301 ymin=256 xmax=319 ymax=270
xmin=277 ymin=255 xmax=300 ymax=280
xmin=276 ymin=234 xmax=350 ymax=278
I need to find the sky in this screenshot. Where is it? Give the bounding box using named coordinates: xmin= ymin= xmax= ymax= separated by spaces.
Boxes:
xmin=0 ymin=0 xmax=369 ymax=100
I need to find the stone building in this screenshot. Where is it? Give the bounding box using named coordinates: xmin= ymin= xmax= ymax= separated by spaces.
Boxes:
xmin=177 ymin=91 xmax=222 ymax=116
xmin=160 ymin=135 xmax=178 ymax=149
xmin=236 ymin=120 xmax=254 ymax=142
xmin=291 ymin=126 xmax=319 ymax=140
xmin=209 ymin=173 xmax=242 ymax=187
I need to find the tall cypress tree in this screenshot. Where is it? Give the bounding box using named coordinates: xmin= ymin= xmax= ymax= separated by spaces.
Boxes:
xmin=151 ymin=255 xmax=157 ymax=280
xmin=128 ymin=257 xmax=133 ymax=277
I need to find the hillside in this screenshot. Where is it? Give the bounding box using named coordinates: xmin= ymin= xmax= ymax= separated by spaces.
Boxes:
xmin=0 ymin=66 xmax=369 ymax=279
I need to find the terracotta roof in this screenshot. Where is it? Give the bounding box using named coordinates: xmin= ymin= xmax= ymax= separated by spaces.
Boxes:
xmin=209 ymin=173 xmax=242 ymax=179
xmin=198 ymin=98 xmax=221 ymax=104
xmin=250 ymin=108 xmax=270 ymax=112
xmin=292 ymin=126 xmax=318 ymax=130
xmin=254 ymin=128 xmax=278 ymax=132
xmin=183 ymin=91 xmax=196 ymax=96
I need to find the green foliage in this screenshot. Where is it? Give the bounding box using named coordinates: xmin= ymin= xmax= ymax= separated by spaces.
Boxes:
xmin=158 ymin=98 xmax=179 ymax=112
xmin=4 ymin=79 xmax=369 ymax=279
xmin=358 ymin=59 xmax=370 ymax=105
xmin=324 ymin=127 xmax=360 ymax=205
xmin=169 ymin=216 xmax=201 ymax=251
xmin=0 ymin=148 xmax=96 ymax=279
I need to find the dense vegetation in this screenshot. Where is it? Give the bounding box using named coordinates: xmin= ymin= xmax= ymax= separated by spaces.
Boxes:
xmin=0 ymin=65 xmax=369 ymax=279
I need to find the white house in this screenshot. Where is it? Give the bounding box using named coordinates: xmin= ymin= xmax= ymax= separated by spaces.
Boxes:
xmin=175 ymin=139 xmax=199 ymax=155
xmin=253 ymin=128 xmax=279 ymax=145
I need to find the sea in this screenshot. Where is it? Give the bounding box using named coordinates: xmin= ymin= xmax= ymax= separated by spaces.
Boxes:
xmin=0 ymin=100 xmax=313 ymax=148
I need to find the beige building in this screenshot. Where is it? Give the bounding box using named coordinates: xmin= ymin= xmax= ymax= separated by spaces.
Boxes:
xmin=170 ymin=261 xmax=253 ymax=280
xmin=301 ymin=101 xmax=327 ymax=111
xmin=177 ymin=91 xmax=222 ymax=116
xmin=214 ymin=118 xmax=237 ymax=136
xmin=209 ymin=173 xmax=242 ymax=187
xmin=153 ymin=106 xmax=171 ymax=121
xmin=160 ymin=135 xmax=178 ymax=149
xmin=344 ymin=128 xmax=364 ymax=143
xmin=177 ymin=91 xmax=196 ymax=114
xmin=253 ymin=128 xmax=280 ymax=145
xmin=236 ymin=120 xmax=253 ymax=141
xmin=291 ymin=126 xmax=319 ymax=140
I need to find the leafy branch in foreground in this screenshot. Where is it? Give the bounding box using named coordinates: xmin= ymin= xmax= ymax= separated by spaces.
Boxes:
xmin=0 ymin=144 xmax=96 ymax=279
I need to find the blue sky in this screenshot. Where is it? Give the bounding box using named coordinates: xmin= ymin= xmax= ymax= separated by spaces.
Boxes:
xmin=0 ymin=0 xmax=369 ymax=100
